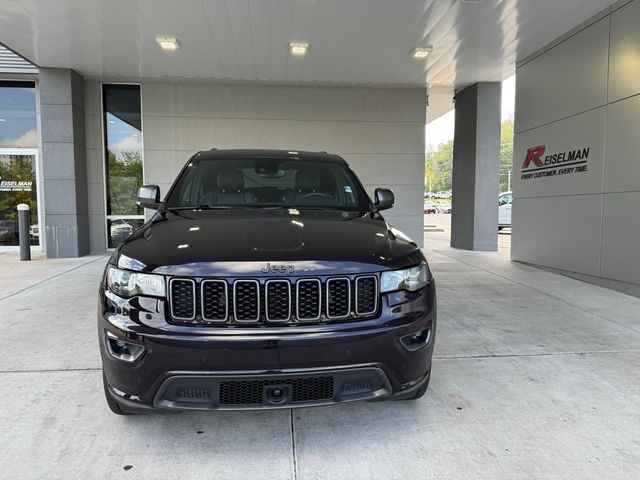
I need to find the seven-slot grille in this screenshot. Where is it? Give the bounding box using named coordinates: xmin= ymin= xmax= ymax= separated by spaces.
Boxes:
xmin=168 ymin=275 xmax=379 ymax=325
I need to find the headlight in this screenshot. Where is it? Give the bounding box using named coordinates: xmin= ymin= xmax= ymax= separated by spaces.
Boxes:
xmin=106 ymin=267 xmax=165 ymax=298
xmin=380 ymin=263 xmax=429 ymax=293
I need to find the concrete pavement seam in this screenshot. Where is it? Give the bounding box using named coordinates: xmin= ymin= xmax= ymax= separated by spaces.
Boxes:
xmin=433 ymin=349 xmax=640 ymax=360
xmin=0 ymin=367 xmax=102 ymax=374
xmin=0 ymin=255 xmax=108 ymax=302
xmin=289 ymin=410 xmax=299 ymax=480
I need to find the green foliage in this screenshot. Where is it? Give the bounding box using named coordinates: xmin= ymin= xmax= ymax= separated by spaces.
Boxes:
xmin=106 ymin=150 xmax=143 ymax=215
xmin=425 ymin=119 xmax=515 ymax=195
xmin=424 ymin=140 xmax=453 ymax=193
xmin=499 ymin=119 xmax=514 ymax=193
xmin=0 ymin=155 xmax=37 ymax=222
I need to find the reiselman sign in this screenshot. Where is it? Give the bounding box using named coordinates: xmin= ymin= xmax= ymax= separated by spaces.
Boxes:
xmin=520 ymin=145 xmax=590 ymax=181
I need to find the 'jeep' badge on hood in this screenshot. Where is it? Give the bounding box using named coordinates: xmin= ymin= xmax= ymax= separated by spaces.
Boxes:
xmin=261 ymin=263 xmax=295 ymax=274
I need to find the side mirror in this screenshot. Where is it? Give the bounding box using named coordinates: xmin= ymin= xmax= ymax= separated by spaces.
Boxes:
xmin=374 ymin=188 xmax=394 ymax=211
xmin=136 ymin=185 xmax=161 ymax=210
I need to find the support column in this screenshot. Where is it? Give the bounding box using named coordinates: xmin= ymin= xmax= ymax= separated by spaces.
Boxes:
xmin=451 ymin=82 xmax=501 ymax=251
xmin=39 ymin=68 xmax=89 ymax=257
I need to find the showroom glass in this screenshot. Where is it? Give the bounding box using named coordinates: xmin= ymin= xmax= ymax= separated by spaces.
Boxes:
xmin=0 ymin=82 xmax=38 ymax=246
xmin=0 ymin=154 xmax=38 ymax=246
xmin=165 ymin=158 xmax=370 ymax=211
xmin=102 ymin=84 xmax=144 ymax=248
xmin=0 ymin=81 xmax=37 ymax=148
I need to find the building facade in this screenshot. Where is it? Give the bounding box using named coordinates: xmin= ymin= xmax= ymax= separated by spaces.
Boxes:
xmin=512 ymin=0 xmax=640 ymax=296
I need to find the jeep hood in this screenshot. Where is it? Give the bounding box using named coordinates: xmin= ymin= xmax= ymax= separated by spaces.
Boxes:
xmin=117 ymin=210 xmax=423 ymax=276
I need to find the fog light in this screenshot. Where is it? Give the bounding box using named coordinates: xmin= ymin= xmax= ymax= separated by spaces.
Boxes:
xmin=105 ymin=331 xmax=145 ymax=362
xmin=400 ymin=328 xmax=431 ymax=351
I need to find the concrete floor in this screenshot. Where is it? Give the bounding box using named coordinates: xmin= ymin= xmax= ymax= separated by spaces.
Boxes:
xmin=1 ymin=222 xmax=639 ymax=479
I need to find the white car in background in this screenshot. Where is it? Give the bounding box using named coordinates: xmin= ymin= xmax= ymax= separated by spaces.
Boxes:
xmin=435 ymin=202 xmax=451 ymax=214
xmin=498 ymin=191 xmax=512 ymax=230
xmin=432 ymin=191 xmax=452 ymax=199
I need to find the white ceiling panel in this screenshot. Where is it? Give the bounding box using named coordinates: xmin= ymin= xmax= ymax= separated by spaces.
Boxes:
xmin=0 ymin=0 xmax=617 ymax=90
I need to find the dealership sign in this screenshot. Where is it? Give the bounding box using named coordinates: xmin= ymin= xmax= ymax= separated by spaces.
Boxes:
xmin=0 ymin=177 xmax=33 ymax=192
xmin=520 ymin=145 xmax=590 ymax=181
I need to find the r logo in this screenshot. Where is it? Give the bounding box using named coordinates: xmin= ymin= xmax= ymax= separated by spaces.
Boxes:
xmin=523 ymin=145 xmax=545 ymax=169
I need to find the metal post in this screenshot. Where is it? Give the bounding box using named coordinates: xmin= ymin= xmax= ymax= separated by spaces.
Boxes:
xmin=17 ymin=203 xmax=31 ymax=261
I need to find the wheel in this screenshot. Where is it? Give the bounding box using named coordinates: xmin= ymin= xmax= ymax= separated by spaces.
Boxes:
xmin=102 ymin=371 xmax=148 ymax=415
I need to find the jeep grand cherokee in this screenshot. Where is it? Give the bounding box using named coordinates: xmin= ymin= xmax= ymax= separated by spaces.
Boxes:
xmin=99 ymin=149 xmax=436 ymax=413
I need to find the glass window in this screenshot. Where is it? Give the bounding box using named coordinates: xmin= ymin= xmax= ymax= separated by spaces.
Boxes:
xmin=0 ymin=81 xmax=37 ymax=148
xmin=102 ymin=84 xmax=143 ymax=248
xmin=0 ymin=153 xmax=38 ymax=246
xmin=165 ymin=158 xmax=370 ymax=211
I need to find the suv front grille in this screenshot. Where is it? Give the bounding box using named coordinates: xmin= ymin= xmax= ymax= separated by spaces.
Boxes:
xmin=169 ymin=279 xmax=196 ymax=320
xmin=201 ymin=280 xmax=227 ymax=322
xmin=265 ymin=280 xmax=291 ymax=322
xmin=168 ymin=275 xmax=379 ymax=326
xmin=234 ymin=280 xmax=260 ymax=322
xmin=296 ymin=279 xmax=321 ymax=321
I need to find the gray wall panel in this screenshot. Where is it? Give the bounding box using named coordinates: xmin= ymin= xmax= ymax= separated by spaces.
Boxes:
xmin=512 ymin=195 xmax=603 ymax=276
xmin=601 ymin=192 xmax=640 ymax=284
xmin=142 ymin=117 xmax=423 ymax=155
xmin=142 ymin=84 xmax=426 ymax=122
xmin=609 ymin=0 xmax=640 ymax=102
xmin=604 ymin=94 xmax=640 ymax=193
xmin=515 ymin=17 xmax=609 ymax=133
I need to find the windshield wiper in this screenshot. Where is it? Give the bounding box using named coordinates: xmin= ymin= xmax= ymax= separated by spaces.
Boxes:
xmin=165 ymin=204 xmax=254 ymax=211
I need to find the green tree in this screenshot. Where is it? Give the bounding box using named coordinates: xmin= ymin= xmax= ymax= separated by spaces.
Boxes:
xmin=425 ymin=139 xmax=454 ymax=193
xmin=499 ymin=119 xmax=514 ymax=193
xmin=106 ymin=150 xmax=143 ymax=215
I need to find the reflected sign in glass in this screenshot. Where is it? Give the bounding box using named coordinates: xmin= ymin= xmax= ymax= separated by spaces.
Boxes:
xmin=0 ymin=154 xmax=38 ymax=246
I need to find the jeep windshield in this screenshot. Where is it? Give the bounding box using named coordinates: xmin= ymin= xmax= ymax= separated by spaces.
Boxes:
xmin=164 ymin=157 xmax=371 ymax=211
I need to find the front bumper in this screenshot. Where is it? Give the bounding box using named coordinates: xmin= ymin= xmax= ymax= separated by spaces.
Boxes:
xmin=99 ymin=283 xmax=436 ymax=410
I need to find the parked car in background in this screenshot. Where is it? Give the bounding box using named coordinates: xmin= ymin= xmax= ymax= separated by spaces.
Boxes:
xmin=29 ymin=224 xmax=39 ymax=239
xmin=498 ymin=191 xmax=512 ymax=230
xmin=0 ymin=220 xmax=18 ymax=243
xmin=432 ymin=191 xmax=452 ymax=200
xmin=435 ymin=202 xmax=451 ymax=214
xmin=424 ymin=203 xmax=437 ymax=214
xmin=109 ymin=219 xmax=134 ymax=244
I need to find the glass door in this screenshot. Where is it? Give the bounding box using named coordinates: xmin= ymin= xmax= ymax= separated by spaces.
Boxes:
xmin=0 ymin=148 xmax=39 ymax=247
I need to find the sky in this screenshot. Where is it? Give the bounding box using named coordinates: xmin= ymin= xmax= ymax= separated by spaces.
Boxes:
xmin=425 ymin=75 xmax=515 ymax=152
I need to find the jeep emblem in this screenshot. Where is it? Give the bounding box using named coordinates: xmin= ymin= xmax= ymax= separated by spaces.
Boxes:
xmin=261 ymin=263 xmax=295 ymax=274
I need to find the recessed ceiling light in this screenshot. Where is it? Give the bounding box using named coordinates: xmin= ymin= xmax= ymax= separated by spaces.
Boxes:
xmin=289 ymin=42 xmax=309 ymax=56
xmin=411 ymin=46 xmax=433 ymax=59
xmin=0 ymin=118 xmax=5 ymax=122
xmin=156 ymin=36 xmax=180 ymax=51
